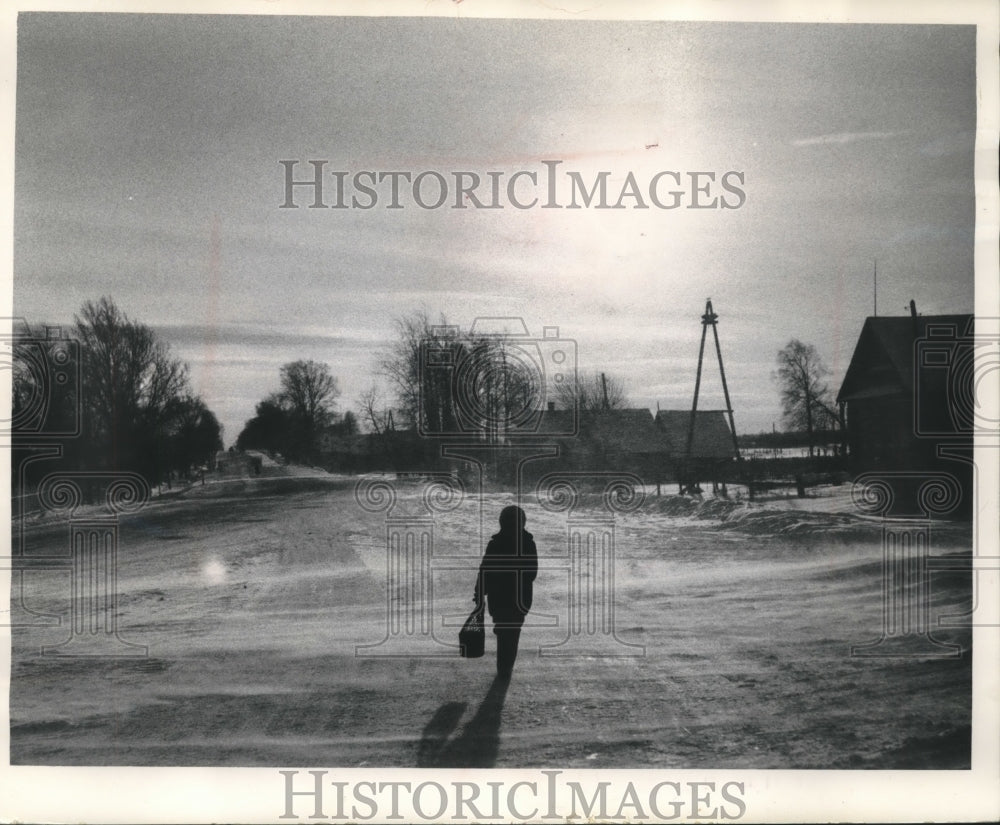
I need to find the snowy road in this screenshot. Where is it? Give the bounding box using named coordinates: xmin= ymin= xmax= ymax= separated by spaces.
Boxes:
xmin=9 ymin=476 xmax=972 ymax=768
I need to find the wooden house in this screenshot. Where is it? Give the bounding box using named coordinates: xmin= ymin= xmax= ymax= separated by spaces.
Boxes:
xmin=836 ymin=313 xmax=974 ymax=516
xmin=533 ymin=406 xmax=671 ymax=482
xmin=655 ymin=409 xmax=739 ymax=485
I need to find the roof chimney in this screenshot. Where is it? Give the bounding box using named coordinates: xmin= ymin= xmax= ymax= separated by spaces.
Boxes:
xmin=547 ymin=401 xmax=555 ymax=412
xmin=909 ymin=299 xmax=917 ymax=318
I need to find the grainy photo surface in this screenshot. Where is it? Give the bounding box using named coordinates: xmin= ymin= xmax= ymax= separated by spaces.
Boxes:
xmin=3 ymin=3 xmax=998 ymax=823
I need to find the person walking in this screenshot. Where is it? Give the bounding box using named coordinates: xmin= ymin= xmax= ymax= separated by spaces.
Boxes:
xmin=473 ymin=505 xmax=537 ymax=677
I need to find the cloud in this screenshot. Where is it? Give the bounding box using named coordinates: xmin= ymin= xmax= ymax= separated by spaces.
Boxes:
xmin=151 ymin=323 xmax=382 ymax=351
xmin=791 ymin=131 xmax=902 ymax=147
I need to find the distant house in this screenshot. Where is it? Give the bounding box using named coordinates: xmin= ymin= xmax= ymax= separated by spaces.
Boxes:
xmin=319 ymin=433 xmax=370 ymax=473
xmin=581 ymin=408 xmax=673 ymax=478
xmin=655 ymin=409 xmax=739 ymax=485
xmin=836 ymin=313 xmax=974 ymax=516
xmin=534 ymin=406 xmax=670 ymax=481
xmin=530 ymin=405 xmax=740 ymax=487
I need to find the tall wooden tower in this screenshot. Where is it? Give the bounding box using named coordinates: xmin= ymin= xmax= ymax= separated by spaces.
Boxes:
xmin=685 ymin=300 xmax=742 ymax=477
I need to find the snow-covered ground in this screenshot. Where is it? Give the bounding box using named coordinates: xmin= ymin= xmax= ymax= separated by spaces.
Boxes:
xmin=9 ymin=475 xmax=972 ymax=768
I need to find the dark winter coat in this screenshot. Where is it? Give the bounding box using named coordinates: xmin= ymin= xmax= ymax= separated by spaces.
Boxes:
xmin=475 ymin=528 xmax=538 ymax=616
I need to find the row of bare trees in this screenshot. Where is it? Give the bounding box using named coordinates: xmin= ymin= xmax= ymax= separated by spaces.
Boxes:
xmin=12 ymin=296 xmax=223 ymax=488
xmin=363 ymin=320 xmax=838 ymax=461
xmin=362 ymin=311 xmax=628 ymax=440
xmin=240 ymin=323 xmax=831 ymax=469
xmin=14 ymin=301 xmax=839 ymax=481
xmin=236 ymin=360 xmax=356 ymax=463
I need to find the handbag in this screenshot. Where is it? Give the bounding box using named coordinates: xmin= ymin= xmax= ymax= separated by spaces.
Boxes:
xmin=459 ymin=606 xmax=485 ymax=658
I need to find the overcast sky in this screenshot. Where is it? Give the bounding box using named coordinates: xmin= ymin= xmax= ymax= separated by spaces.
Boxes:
xmin=13 ymin=13 xmax=976 ymax=443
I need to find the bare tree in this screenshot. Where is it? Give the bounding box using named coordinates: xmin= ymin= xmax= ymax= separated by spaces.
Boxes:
xmin=381 ymin=313 xmax=547 ymax=442
xmin=75 ymin=297 xmax=190 ymax=478
xmin=76 ymin=297 xmax=188 ymax=435
xmin=236 ymin=394 xmax=287 ymax=455
xmin=357 ymin=384 xmax=400 ymax=468
xmin=11 ymin=321 xmax=79 ymax=437
xmin=278 ymin=360 xmax=340 ymax=461
xmin=280 ymin=360 xmax=339 ymax=428
xmin=237 ymin=361 xmax=340 ymax=463
xmin=773 ymin=339 xmax=837 ymax=457
xmin=382 ymin=311 xmax=446 ymax=432
xmin=8 ymin=298 xmax=222 ymax=494
xmin=443 ymin=335 xmax=538 ymax=442
xmin=554 ymin=370 xmax=627 ymax=411
xmin=382 ymin=310 xmax=473 ymax=435
xmin=358 ymin=384 xmax=394 ymax=436
xmin=167 ymin=395 xmax=223 ymax=477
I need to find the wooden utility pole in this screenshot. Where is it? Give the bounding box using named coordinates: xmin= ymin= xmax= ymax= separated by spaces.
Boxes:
xmin=685 ymin=300 xmax=744 ymax=491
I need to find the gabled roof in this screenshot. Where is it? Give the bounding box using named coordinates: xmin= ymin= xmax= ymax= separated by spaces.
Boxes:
xmin=534 ymin=408 xmax=577 ymax=435
xmin=655 ymin=410 xmax=736 ymax=459
xmin=579 ymin=408 xmax=669 ymax=453
xmin=836 ymin=314 xmax=973 ymax=403
xmin=536 ymin=407 xmax=668 ymax=453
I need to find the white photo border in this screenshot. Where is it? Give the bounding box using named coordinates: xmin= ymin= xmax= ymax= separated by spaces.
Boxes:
xmin=1 ymin=1 xmax=997 ymax=823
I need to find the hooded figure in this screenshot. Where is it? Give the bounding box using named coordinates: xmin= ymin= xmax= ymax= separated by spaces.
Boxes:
xmin=474 ymin=505 xmax=537 ymax=676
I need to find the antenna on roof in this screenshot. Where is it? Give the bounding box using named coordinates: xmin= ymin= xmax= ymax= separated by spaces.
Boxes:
xmin=873 ymin=259 xmax=877 ymax=317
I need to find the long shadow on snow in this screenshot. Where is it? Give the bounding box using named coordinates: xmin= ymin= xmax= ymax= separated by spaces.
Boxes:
xmin=417 ymin=675 xmax=510 ymax=767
